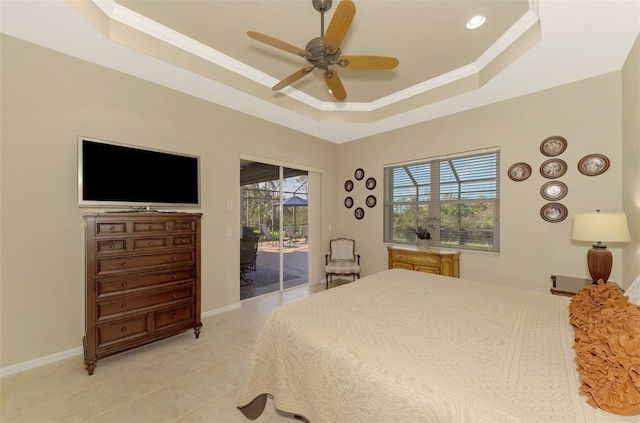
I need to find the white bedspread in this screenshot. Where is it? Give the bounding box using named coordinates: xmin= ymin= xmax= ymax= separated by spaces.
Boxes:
xmin=237 ymin=269 xmax=635 ymax=422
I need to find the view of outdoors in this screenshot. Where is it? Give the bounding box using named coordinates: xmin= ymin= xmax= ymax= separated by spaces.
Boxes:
xmin=385 ymin=152 xmax=499 ymax=251
xmin=240 ymin=164 xmax=309 ymax=300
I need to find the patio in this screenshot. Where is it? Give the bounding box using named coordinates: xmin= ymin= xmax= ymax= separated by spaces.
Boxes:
xmin=240 ymin=239 xmax=309 ymax=300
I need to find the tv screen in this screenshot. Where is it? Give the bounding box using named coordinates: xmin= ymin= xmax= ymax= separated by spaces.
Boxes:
xmin=79 ymin=137 xmax=200 ymax=208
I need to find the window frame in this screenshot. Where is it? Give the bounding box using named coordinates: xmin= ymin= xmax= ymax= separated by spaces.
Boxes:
xmin=383 ymin=148 xmax=500 ymax=253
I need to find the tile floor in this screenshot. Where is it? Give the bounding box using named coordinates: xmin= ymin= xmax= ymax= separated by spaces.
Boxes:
xmin=0 ymin=281 xmax=349 ymax=423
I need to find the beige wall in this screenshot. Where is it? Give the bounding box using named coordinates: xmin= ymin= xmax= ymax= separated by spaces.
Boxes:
xmin=0 ymin=36 xmax=340 ymax=369
xmin=338 ymin=72 xmax=629 ymax=293
xmin=1 ymin=31 xmax=638 ymax=372
xmin=622 ymin=33 xmax=640 ymax=285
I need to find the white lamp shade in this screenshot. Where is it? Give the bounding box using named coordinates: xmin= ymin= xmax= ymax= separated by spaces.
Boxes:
xmin=572 ymin=213 xmax=631 ymax=243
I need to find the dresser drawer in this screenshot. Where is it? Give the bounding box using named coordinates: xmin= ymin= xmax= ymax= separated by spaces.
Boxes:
xmin=132 ymin=236 xmax=170 ymax=252
xmin=96 ymin=239 xmax=127 ymax=254
xmin=414 ymin=266 xmax=440 ymax=275
xmin=97 ymin=251 xmax=195 ymax=275
xmin=393 ymin=252 xmax=440 ymax=266
xmin=155 ymin=303 xmax=194 ymax=330
xmin=97 ymin=315 xmax=148 ymax=347
xmin=173 ymin=219 xmax=195 ymax=232
xmin=98 ymin=268 xmax=193 ymax=296
xmin=98 ymin=285 xmax=194 ymax=320
xmin=173 ymin=235 xmax=194 ymax=247
xmin=391 ymin=261 xmax=414 ymax=271
xmin=132 ymin=220 xmax=170 ymax=234
xmin=96 ymin=222 xmax=127 ymax=236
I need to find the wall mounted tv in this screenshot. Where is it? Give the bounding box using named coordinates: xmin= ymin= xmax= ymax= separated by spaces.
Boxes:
xmin=78 ymin=137 xmax=200 ymax=208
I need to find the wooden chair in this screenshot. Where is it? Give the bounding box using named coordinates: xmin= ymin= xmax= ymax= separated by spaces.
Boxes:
xmin=325 ymin=238 xmax=360 ymax=289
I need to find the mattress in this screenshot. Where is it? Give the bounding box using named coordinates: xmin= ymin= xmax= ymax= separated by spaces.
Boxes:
xmin=237 ymin=269 xmax=635 ymax=422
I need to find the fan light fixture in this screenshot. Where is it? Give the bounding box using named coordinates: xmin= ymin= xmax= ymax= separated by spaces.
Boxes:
xmin=466 ymin=15 xmax=486 ymax=29
xmin=247 ymin=0 xmax=399 ymax=101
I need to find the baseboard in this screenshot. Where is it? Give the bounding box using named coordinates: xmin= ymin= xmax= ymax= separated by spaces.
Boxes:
xmin=0 ymin=347 xmax=83 ymax=378
xmin=1 ymin=303 xmax=243 ymax=378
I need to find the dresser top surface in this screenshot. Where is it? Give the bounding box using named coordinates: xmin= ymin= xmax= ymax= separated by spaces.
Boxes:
xmin=387 ymin=245 xmax=461 ymax=255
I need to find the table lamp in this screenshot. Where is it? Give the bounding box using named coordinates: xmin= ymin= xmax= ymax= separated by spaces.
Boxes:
xmin=571 ymin=211 xmax=630 ymax=283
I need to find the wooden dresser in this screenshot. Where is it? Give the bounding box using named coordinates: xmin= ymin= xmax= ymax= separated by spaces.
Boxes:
xmin=83 ymin=212 xmax=202 ymax=375
xmin=387 ymin=246 xmax=460 ymax=278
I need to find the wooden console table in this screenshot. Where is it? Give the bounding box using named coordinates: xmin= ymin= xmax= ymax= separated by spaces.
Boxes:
xmin=387 ymin=246 xmax=460 ymax=278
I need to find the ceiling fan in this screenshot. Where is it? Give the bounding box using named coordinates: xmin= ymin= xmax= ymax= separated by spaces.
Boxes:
xmin=247 ymin=0 xmax=399 ymax=101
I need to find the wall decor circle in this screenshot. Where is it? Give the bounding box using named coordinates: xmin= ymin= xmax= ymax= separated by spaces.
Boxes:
xmin=366 ymin=195 xmax=377 ymax=208
xmin=540 ymin=203 xmax=568 ymax=223
xmin=540 ymin=136 xmax=567 ymax=157
xmin=344 ymin=196 xmax=354 ymax=208
xmin=354 ymin=168 xmax=365 ymax=181
xmin=507 ymin=162 xmax=532 ymax=181
xmin=344 ymin=180 xmax=354 ymax=192
xmin=540 ymin=181 xmax=568 ymax=201
xmin=540 ymin=158 xmax=567 ymax=179
xmin=577 ymin=154 xmax=610 ymax=176
xmin=365 ymin=177 xmax=377 ymax=190
xmin=354 ymin=207 xmax=365 ymax=220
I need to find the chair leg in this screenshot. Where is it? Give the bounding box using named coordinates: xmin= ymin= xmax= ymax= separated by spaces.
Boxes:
xmin=325 ymin=274 xmax=329 ymax=289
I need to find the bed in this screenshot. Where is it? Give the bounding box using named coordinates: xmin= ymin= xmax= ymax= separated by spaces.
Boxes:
xmin=237 ymin=269 xmax=639 ymax=422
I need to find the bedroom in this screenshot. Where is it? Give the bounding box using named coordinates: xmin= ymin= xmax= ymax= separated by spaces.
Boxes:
xmin=1 ymin=0 xmax=640 ymax=421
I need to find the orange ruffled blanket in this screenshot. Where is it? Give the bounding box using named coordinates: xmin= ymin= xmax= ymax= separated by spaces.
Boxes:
xmin=569 ymin=281 xmax=640 ymax=416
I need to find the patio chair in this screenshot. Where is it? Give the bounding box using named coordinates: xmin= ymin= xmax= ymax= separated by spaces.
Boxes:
xmin=260 ymin=224 xmax=278 ymax=246
xmin=301 ymin=225 xmax=309 ymax=243
xmin=240 ymin=234 xmax=259 ymax=285
xmin=325 ymin=238 xmax=360 ymax=289
xmin=283 ymin=226 xmax=294 ymax=247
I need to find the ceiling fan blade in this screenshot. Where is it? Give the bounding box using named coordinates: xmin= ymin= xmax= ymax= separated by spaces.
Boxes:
xmin=272 ymin=67 xmax=314 ymax=91
xmin=323 ymin=69 xmax=347 ymax=101
xmin=247 ymin=31 xmax=311 ymax=58
xmin=322 ymin=0 xmax=355 ymax=54
xmin=337 ymin=55 xmax=399 ymax=70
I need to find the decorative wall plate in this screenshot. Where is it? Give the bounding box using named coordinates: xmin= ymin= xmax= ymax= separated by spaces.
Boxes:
xmin=578 ymin=154 xmax=610 ymax=176
xmin=540 ymin=158 xmax=567 ymax=179
xmin=365 ymin=177 xmax=377 ymax=190
xmin=344 ymin=196 xmax=354 ymax=208
xmin=354 ymin=207 xmax=365 ymax=220
xmin=344 ymin=180 xmax=354 ymax=192
xmin=540 ymin=203 xmax=568 ymax=223
xmin=540 ymin=136 xmax=567 ymax=157
xmin=354 ymin=168 xmax=365 ymax=181
xmin=540 ymin=181 xmax=568 ymax=201
xmin=507 ymin=162 xmax=532 ymax=181
xmin=366 ymin=195 xmax=376 ymax=208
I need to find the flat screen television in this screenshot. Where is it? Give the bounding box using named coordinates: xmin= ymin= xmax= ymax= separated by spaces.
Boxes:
xmin=78 ymin=136 xmax=200 ymax=208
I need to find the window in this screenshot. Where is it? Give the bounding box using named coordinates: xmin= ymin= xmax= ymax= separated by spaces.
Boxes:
xmin=384 ymin=148 xmax=500 ymax=252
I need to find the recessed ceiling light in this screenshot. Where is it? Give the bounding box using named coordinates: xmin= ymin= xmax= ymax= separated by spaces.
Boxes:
xmin=466 ymin=15 xmax=486 ymax=30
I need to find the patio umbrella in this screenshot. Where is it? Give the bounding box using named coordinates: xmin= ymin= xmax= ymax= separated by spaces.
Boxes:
xmin=274 ymin=196 xmax=308 ymax=234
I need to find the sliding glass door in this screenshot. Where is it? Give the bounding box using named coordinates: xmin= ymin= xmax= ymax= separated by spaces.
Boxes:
xmin=240 ymin=160 xmax=308 ymax=300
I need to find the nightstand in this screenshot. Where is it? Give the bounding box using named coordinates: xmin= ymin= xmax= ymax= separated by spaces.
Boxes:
xmin=550 ymin=275 xmax=622 ymax=297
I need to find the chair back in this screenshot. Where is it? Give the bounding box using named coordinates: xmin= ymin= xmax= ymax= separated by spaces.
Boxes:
xmin=260 ymin=224 xmax=274 ymax=241
xmin=330 ymin=238 xmax=355 ymax=261
xmin=240 ymin=237 xmax=258 ymax=266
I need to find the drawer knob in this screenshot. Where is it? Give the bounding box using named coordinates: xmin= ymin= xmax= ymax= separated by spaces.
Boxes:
xmin=121 ymin=282 xmax=127 ymax=288
xmin=149 ymin=225 xmax=155 ymax=230
xmin=110 ymin=226 xmax=116 ymax=231
xmin=148 ymin=241 xmax=154 ymax=246
xmin=109 ymin=243 xmax=115 ymax=250
xmin=172 ymin=256 xmax=177 ymax=261
xmin=121 ymin=327 xmax=127 ymax=333
xmin=172 ymin=314 xmax=177 ymax=319
xmin=172 ymin=293 xmax=177 ymax=299
xmin=182 ymin=224 xmax=188 ymax=229
xmin=180 ymin=240 xmax=186 ymax=244
xmin=121 ymin=303 xmax=127 ymax=309
xmin=121 ymin=262 xmax=127 ymax=267
xmin=172 ymin=274 xmax=177 ymax=279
